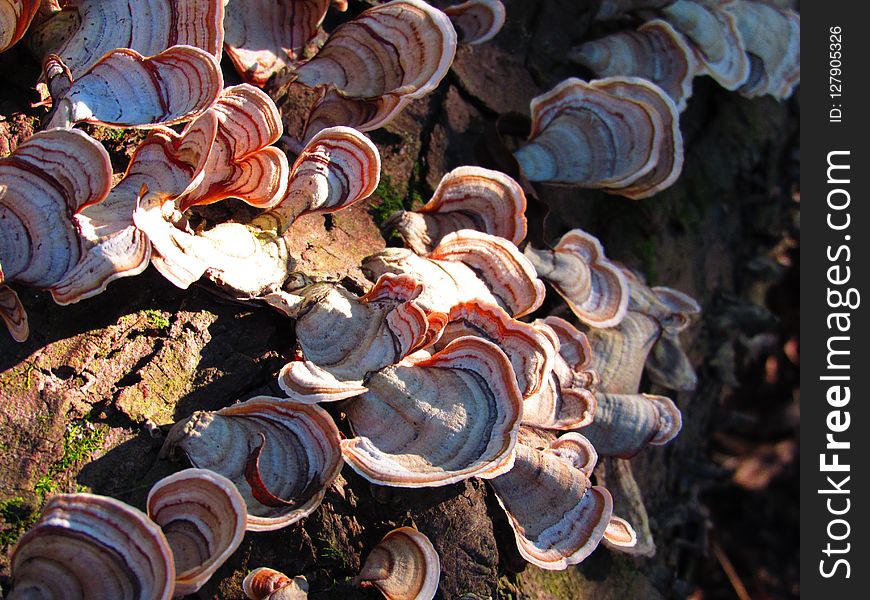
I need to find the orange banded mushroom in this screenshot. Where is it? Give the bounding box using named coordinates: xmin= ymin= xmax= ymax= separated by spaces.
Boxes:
xmin=489 ymin=433 xmax=612 ymax=569
xmin=354 ymin=527 xmax=440 ymax=600
xmin=8 ymin=494 xmax=175 ymax=599
xmin=0 ymin=0 xmax=39 ymax=53
xmin=273 ymin=274 xmax=434 ymax=403
xmin=341 ymin=336 xmax=522 ymax=487
xmin=44 ymin=45 xmax=223 ymax=129
xmin=161 ymin=397 xmax=343 ymax=531
xmin=146 ymin=469 xmax=247 ymax=595
xmin=443 ymin=0 xmax=505 ymax=45
xmin=243 ymin=568 xmax=309 ymax=599
xmin=384 ymin=166 xmax=527 ymax=255
xmin=577 ymin=392 xmax=682 ymax=458
xmin=524 ymin=228 xmax=629 ymax=328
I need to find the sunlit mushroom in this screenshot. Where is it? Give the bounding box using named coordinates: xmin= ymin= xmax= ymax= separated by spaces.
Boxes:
xmin=365 ymin=229 xmax=545 ymax=318
xmin=273 ymin=274 xmax=434 ymax=402
xmin=161 ymin=396 xmax=343 ymax=531
xmin=44 ymin=45 xmax=223 ymax=129
xmin=384 ymin=166 xmax=527 ymax=255
xmin=489 ymin=433 xmax=612 ymax=569
xmin=577 ymin=392 xmax=682 ymax=458
xmin=355 ymin=527 xmax=440 ymax=600
xmin=244 ymin=568 xmax=309 ymax=600
xmin=597 ymin=457 xmax=657 ymax=556
xmin=0 ymin=0 xmax=39 ymax=53
xmin=147 ymin=469 xmax=247 ymax=595
xmin=342 ymin=336 xmax=522 ymax=486
xmin=8 ymin=494 xmax=174 ymax=599
xmin=524 ymin=228 xmax=629 ymax=328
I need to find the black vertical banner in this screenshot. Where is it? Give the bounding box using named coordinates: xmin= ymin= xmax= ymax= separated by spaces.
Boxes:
xmin=801 ymin=2 xmax=870 ymax=596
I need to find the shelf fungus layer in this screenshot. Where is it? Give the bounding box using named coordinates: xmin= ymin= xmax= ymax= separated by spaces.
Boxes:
xmin=354 ymin=527 xmax=440 ymax=600
xmin=443 ymin=0 xmax=505 ymax=45
xmin=364 ymin=230 xmax=544 ymax=318
xmin=490 ymin=434 xmax=612 ymax=569
xmin=0 ymin=128 xmax=113 ymax=341
xmin=294 ymin=0 xmax=457 ymax=131
xmin=44 ymin=45 xmax=223 ymax=129
xmin=275 ymin=274 xmax=433 ymax=403
xmin=342 ymin=336 xmax=523 ymax=487
xmin=522 ymin=318 xmax=598 ymax=430
xmin=524 ymin=229 xmax=628 ymax=328
xmin=0 ymin=0 xmax=39 ymax=53
xmin=136 ymin=125 xmax=379 ymax=297
xmin=570 ymin=19 xmax=697 ymax=112
xmin=660 ymin=0 xmax=749 ymax=91
xmin=32 ymin=0 xmax=225 ymax=79
xmin=146 ymin=469 xmax=247 ymax=595
xmin=725 ymin=0 xmax=799 ymax=100
xmin=8 ymin=494 xmax=174 ymax=600
xmin=224 ymin=0 xmax=334 ymax=88
xmin=384 ymin=166 xmax=527 ymax=255
xmin=578 ymin=392 xmax=682 ymax=458
xmin=582 ymin=310 xmax=660 ymax=394
xmin=243 ymin=568 xmax=309 ymax=600
xmin=514 ymin=77 xmax=681 ymax=198
xmin=432 ymin=301 xmax=556 ymax=400
xmin=162 ymin=397 xmax=343 ymax=531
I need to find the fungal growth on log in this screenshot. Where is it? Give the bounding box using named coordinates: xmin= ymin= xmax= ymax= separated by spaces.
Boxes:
xmin=0 ymin=0 xmax=799 ymax=597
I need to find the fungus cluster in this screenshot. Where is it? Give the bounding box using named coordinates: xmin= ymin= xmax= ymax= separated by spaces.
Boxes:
xmin=0 ymin=0 xmax=795 ymax=596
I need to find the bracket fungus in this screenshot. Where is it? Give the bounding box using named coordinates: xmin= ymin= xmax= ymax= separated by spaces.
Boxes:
xmin=0 ymin=0 xmax=38 ymax=53
xmin=294 ymin=0 xmax=457 ymax=133
xmin=514 ymin=77 xmax=683 ymax=199
xmin=8 ymin=494 xmax=175 ymax=600
xmin=44 ymin=45 xmax=224 ymax=129
xmin=244 ymin=568 xmax=310 ymax=600
xmin=162 ymin=397 xmax=343 ymax=531
xmin=354 ymin=527 xmax=440 ymax=600
xmin=341 ymin=336 xmax=522 ymax=487
xmin=489 ymin=432 xmax=612 ymax=570
xmin=223 ymin=0 xmax=335 ymax=88
xmin=570 ymin=19 xmax=697 ymax=112
xmin=136 ymin=123 xmax=379 ymax=297
xmin=524 ymin=229 xmax=629 ymax=328
xmin=725 ymin=0 xmax=800 ymax=100
xmin=30 ymin=0 xmax=224 ymax=80
xmin=274 ymin=274 xmax=434 ymax=402
xmin=577 ymin=392 xmax=682 ymax=458
xmin=146 ymin=469 xmax=248 ymax=596
xmin=384 ymin=165 xmax=527 ymax=255
xmin=0 ymin=128 xmax=114 ymax=341
xmin=364 ymin=229 xmax=545 ymax=318
xmin=442 ymin=0 xmax=505 ymax=45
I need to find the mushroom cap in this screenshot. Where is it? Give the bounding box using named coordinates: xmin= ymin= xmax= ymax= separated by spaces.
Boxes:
xmin=356 ymin=527 xmax=440 ymax=600
xmin=45 ymin=45 xmax=223 ymax=129
xmin=443 ymin=0 xmax=505 ymax=45
xmin=490 ymin=438 xmax=613 ymax=569
xmin=0 ymin=0 xmax=40 ymax=53
xmin=602 ymin=516 xmax=639 ymax=552
xmin=147 ymin=468 xmax=247 ymax=595
xmin=224 ymin=0 xmax=331 ymax=87
xmin=583 ymin=310 xmax=661 ymax=394
xmin=38 ymin=0 xmax=224 ymax=79
xmin=162 ymin=396 xmax=343 ymax=531
xmin=577 ymin=392 xmax=682 ymax=458
xmin=9 ymin=494 xmax=175 ymax=599
xmin=570 ymin=19 xmax=697 ymax=112
xmin=385 ymin=165 xmax=527 ymax=255
xmin=342 ymin=336 xmax=522 ymax=487
xmin=524 ymin=228 xmax=629 ymax=328
xmin=243 ymin=568 xmax=309 ymax=600
xmin=0 ymin=285 xmax=28 ymax=342
xmin=661 ymin=0 xmax=749 ymax=90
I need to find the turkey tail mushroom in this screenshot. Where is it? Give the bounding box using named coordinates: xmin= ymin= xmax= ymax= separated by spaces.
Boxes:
xmin=341 ymin=336 xmax=522 ymax=487
xmin=161 ymin=397 xmax=343 ymax=531
xmin=384 ymin=166 xmax=527 ymax=255
xmin=0 ymin=0 xmax=39 ymax=53
xmin=8 ymin=494 xmax=175 ymax=599
xmin=443 ymin=0 xmax=505 ymax=45
xmin=244 ymin=568 xmax=309 ymax=599
xmin=146 ymin=469 xmax=247 ymax=595
xmin=355 ymin=527 xmax=440 ymax=600
xmin=577 ymin=392 xmax=682 ymax=458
